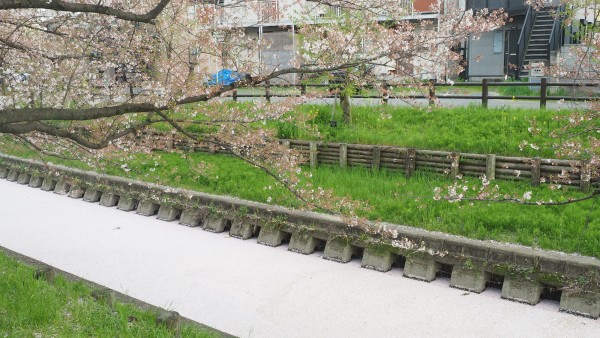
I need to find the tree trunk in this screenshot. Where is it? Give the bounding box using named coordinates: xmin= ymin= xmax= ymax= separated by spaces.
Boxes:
xmin=340 ymin=91 xmax=351 ymax=124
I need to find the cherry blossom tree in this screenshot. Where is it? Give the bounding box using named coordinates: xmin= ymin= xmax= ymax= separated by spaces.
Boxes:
xmin=0 ymin=0 xmax=505 ymax=210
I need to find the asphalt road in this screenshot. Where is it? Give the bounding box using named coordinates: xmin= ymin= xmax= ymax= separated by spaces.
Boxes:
xmin=0 ymin=179 xmax=597 ymax=337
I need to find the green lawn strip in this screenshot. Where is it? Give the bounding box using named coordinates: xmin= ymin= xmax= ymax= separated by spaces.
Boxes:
xmin=3 ymin=144 xmax=597 ymax=258
xmin=0 ymin=250 xmax=216 ymax=337
xmin=125 ymin=101 xmax=575 ymax=159
xmin=275 ymin=105 xmax=575 ymax=158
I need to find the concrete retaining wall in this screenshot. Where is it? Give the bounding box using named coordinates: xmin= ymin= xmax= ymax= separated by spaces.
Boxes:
xmin=0 ymin=153 xmax=598 ymax=319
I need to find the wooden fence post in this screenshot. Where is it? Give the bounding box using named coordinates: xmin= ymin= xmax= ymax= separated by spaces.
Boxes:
xmin=372 ymin=146 xmax=381 ymax=172
xmin=428 ymin=79 xmax=436 ymax=106
xmin=486 ymin=154 xmax=496 ymax=180
xmin=339 ymin=144 xmax=348 ymax=168
xmin=482 ymin=79 xmax=489 ymax=108
xmin=309 ymin=141 xmax=317 ymax=168
xmin=233 ymin=89 xmax=238 ymax=102
xmin=167 ymin=133 xmax=174 ymax=151
xmin=531 ymin=157 xmax=541 ymax=186
xmin=300 ymin=84 xmax=306 ymax=96
xmin=580 ymin=159 xmax=591 ymax=192
xmin=539 ymin=77 xmax=547 ymax=109
xmin=382 ymin=83 xmax=389 ymax=105
xmin=405 ymin=148 xmax=416 ymax=178
xmin=450 ymin=152 xmax=460 ymax=178
xmin=265 ymin=80 xmax=271 ymax=103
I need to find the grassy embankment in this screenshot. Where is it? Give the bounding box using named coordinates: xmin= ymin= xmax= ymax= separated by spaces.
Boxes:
xmin=1 ymin=105 xmax=597 ymax=258
xmin=2 ymin=142 xmax=598 ymax=259
xmin=0 ymin=251 xmax=215 ymax=337
xmin=275 ymin=104 xmax=579 ymax=158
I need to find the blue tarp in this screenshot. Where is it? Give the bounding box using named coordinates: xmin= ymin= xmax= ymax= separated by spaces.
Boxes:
xmin=207 ymin=69 xmax=243 ymax=86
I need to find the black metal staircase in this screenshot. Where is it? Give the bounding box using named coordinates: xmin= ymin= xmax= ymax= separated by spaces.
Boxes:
xmin=518 ymin=6 xmax=563 ymax=78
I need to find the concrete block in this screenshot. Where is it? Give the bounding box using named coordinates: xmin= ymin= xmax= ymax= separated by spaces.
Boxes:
xmin=403 ymin=255 xmax=439 ymax=282
xmin=0 ymin=167 xmax=8 ymax=178
xmin=324 ymin=237 xmax=355 ymax=263
xmin=83 ymin=189 xmax=102 ymax=202
xmin=117 ymin=197 xmax=138 ymax=211
xmin=257 ymin=227 xmax=287 ymax=247
xmin=68 ymin=186 xmax=85 ymax=199
xmin=99 ymin=192 xmax=119 ymax=207
xmin=501 ymin=276 xmax=542 ymax=305
xmin=136 ymin=200 xmax=159 ymax=216
xmin=17 ymin=172 xmax=31 ymax=185
xmin=157 ymin=205 xmax=181 ymax=222
xmin=40 ymin=178 xmax=56 ymax=191
xmin=559 ymin=291 xmax=600 ymax=319
xmin=203 ymin=216 xmax=230 ymax=233
xmin=229 ymin=219 xmax=257 ymax=239
xmin=361 ymin=248 xmax=395 ymax=272
xmin=6 ymin=169 xmax=19 ymax=182
xmin=450 ymin=266 xmax=489 ymax=293
xmin=179 ymin=209 xmax=204 ymax=227
xmin=53 ymin=180 xmax=70 ymax=195
xmin=289 ymin=232 xmax=321 ymax=254
xmin=28 ymin=176 xmax=44 ymax=188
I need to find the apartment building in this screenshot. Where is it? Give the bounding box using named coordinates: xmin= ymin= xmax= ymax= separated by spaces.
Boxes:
xmin=192 ymin=0 xmax=443 ymax=83
xmin=466 ymin=0 xmax=596 ymax=81
xmin=192 ymin=0 xmax=591 ymax=82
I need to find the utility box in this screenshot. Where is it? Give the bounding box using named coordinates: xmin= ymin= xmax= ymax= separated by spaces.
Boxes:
xmin=528 ymin=62 xmax=546 ymax=91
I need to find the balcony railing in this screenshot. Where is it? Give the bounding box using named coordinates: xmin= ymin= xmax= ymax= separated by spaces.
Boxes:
xmin=217 ymin=0 xmax=284 ymax=26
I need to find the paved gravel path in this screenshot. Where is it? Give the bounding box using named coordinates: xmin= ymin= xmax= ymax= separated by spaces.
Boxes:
xmin=0 ymin=179 xmax=597 ymax=337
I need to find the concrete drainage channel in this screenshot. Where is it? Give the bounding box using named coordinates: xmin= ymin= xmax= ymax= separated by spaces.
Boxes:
xmin=1 ymin=153 xmax=599 ymax=320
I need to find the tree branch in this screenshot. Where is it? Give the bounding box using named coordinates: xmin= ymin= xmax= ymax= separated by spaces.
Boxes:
xmin=0 ymin=0 xmax=171 ymax=24
xmin=447 ymin=189 xmax=599 ymax=206
xmin=0 ymin=120 xmax=154 ymax=149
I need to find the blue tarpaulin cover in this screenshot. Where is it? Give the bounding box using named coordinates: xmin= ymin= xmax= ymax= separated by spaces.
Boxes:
xmin=207 ymin=69 xmax=243 ymax=86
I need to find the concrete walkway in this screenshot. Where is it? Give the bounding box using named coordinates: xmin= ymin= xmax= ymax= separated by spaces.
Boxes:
xmin=0 ymin=179 xmax=597 ymax=337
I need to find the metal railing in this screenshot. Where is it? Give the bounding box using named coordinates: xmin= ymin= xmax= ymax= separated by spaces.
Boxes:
xmin=225 ymin=80 xmax=600 ymax=109
xmin=517 ymin=6 xmax=536 ymax=77
xmin=548 ymin=5 xmax=566 ymax=60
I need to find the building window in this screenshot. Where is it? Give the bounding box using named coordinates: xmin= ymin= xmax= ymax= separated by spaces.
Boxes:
xmin=493 ymin=31 xmax=503 ymax=54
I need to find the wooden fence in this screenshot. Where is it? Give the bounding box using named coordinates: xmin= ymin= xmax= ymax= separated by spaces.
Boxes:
xmin=284 ymin=140 xmax=597 ymax=191
xmin=229 ymin=79 xmax=599 ymax=109
xmin=140 ymin=131 xmax=597 ymax=191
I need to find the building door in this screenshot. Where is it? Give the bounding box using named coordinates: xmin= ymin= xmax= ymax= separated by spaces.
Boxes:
xmin=504 ymin=29 xmax=519 ymax=79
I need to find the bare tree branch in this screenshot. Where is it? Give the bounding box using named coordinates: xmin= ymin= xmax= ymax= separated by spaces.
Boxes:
xmin=0 ymin=0 xmax=171 ymax=24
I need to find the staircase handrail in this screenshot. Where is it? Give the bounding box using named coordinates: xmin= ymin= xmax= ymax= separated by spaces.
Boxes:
xmin=547 ymin=5 xmax=565 ymax=60
xmin=517 ymin=6 xmax=536 ymax=78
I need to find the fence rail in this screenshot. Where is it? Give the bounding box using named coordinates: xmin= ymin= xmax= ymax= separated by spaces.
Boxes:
xmin=140 ymin=131 xmax=598 ymax=191
xmin=227 ymin=79 xmax=600 ymax=109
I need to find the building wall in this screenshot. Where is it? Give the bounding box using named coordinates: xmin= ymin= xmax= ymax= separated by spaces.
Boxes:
xmin=260 ymin=30 xmax=296 ymax=83
xmin=467 ymin=31 xmax=505 ymax=80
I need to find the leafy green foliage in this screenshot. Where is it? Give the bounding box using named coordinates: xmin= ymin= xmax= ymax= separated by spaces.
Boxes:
xmin=0 ymin=251 xmax=216 ymax=337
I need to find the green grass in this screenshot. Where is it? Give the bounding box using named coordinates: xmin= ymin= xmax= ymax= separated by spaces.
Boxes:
xmin=109 ymin=153 xmax=600 ymax=259
xmin=129 ymin=97 xmax=577 ymax=159
xmin=310 ymin=165 xmax=599 ymax=258
xmin=496 ymin=83 xmax=600 ymax=98
xmin=0 ymin=251 xmax=216 ymax=337
xmin=3 ymin=144 xmax=597 ymax=259
xmin=276 ymin=105 xmax=572 ymax=158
